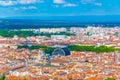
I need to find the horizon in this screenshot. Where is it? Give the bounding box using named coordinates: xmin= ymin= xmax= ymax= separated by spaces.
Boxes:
xmin=1 ymin=15 xmax=120 ymax=23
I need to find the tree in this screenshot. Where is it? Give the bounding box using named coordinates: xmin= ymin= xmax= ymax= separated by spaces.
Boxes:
xmin=43 ymin=47 xmax=55 ymax=55
xmin=68 ymin=45 xmax=115 ymax=54
xmin=105 ymin=78 xmax=116 ymax=80
xmin=0 ymin=74 xmax=7 ymax=80
xmin=19 ymin=77 xmax=27 ymax=80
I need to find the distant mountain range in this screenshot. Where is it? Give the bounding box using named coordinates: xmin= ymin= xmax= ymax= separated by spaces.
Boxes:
xmin=3 ymin=15 xmax=120 ymax=23
xmin=0 ymin=16 xmax=120 ymax=29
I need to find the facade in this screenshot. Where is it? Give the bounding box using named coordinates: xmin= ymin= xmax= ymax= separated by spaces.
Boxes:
xmin=39 ymin=28 xmax=66 ymax=33
xmin=51 ymin=35 xmax=66 ymax=40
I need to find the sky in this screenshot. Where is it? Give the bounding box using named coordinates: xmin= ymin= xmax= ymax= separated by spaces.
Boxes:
xmin=0 ymin=0 xmax=120 ymax=18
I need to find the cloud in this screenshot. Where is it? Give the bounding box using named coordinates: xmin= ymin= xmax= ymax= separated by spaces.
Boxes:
xmin=63 ymin=3 xmax=78 ymax=7
xmin=94 ymin=2 xmax=102 ymax=6
xmin=0 ymin=0 xmax=16 ymax=6
xmin=81 ymin=0 xmax=94 ymax=4
xmin=19 ymin=0 xmax=36 ymax=4
xmin=53 ymin=0 xmax=65 ymax=4
xmin=53 ymin=0 xmax=78 ymax=7
xmin=23 ymin=6 xmax=37 ymax=9
xmin=81 ymin=0 xmax=102 ymax=6
xmin=19 ymin=0 xmax=43 ymax=4
xmin=0 ymin=0 xmax=44 ymax=6
xmin=28 ymin=6 xmax=37 ymax=9
xmin=14 ymin=6 xmax=37 ymax=10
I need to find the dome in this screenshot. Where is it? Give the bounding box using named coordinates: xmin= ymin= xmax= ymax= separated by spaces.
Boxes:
xmin=52 ymin=47 xmax=70 ymax=57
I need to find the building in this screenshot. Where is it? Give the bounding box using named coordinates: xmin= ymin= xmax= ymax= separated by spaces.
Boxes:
xmin=39 ymin=28 xmax=66 ymax=33
xmin=51 ymin=35 xmax=66 ymax=41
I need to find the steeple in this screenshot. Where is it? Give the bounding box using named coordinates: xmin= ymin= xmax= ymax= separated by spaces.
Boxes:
xmin=85 ymin=57 xmax=89 ymax=63
xmin=114 ymin=52 xmax=118 ymax=63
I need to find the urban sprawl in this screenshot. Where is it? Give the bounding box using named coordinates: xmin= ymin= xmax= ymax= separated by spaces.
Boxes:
xmin=0 ymin=27 xmax=120 ymax=80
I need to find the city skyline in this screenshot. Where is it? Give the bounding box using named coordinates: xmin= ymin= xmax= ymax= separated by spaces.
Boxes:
xmin=0 ymin=0 xmax=120 ymax=80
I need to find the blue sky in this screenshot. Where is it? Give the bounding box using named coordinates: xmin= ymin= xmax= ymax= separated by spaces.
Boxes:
xmin=0 ymin=0 xmax=120 ymax=18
